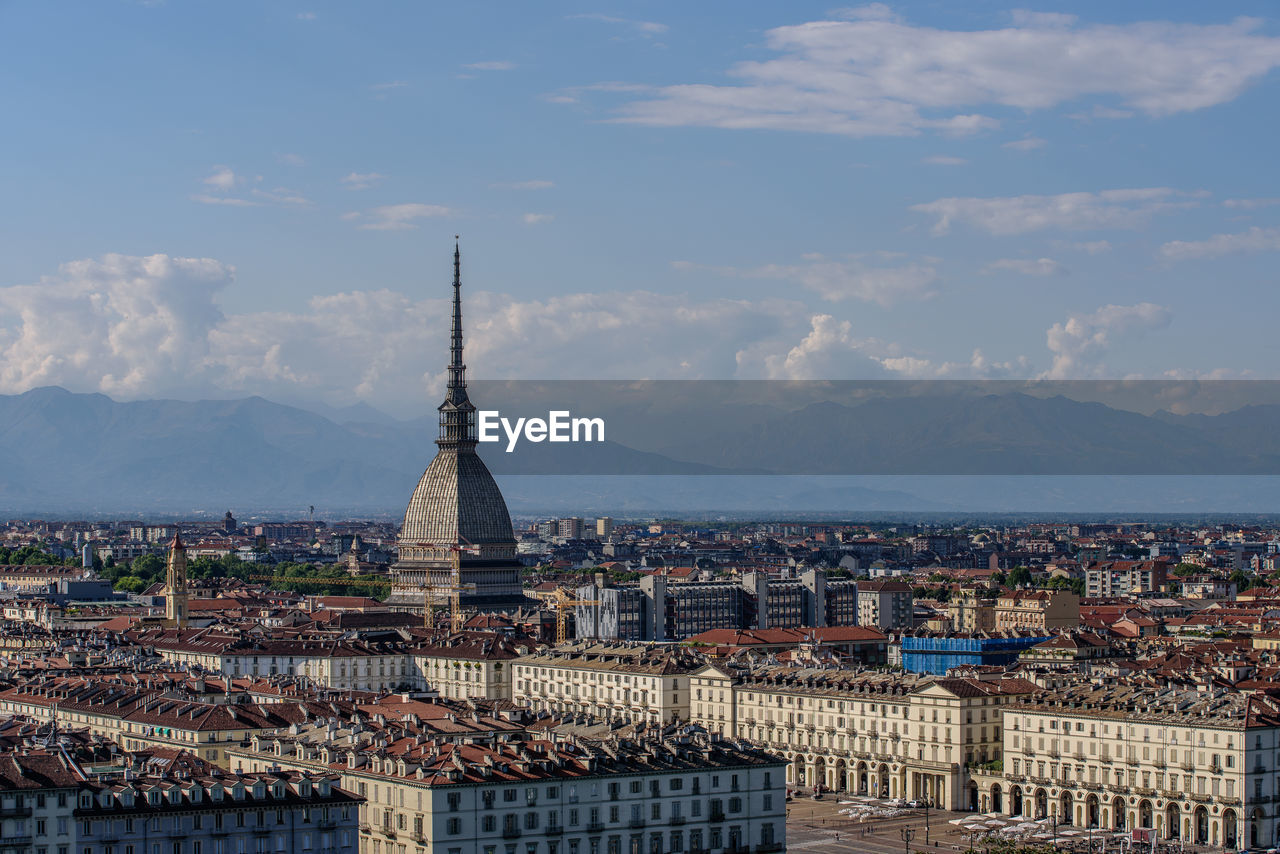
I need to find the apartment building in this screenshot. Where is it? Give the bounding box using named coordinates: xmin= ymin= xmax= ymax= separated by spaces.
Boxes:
xmin=0 ymin=679 xmax=303 ymax=767
xmin=75 ymin=770 xmax=361 ymax=854
xmin=409 ymin=635 xmax=525 ymax=700
xmin=229 ymin=730 xmax=787 ymax=854
xmin=511 ymin=643 xmax=704 ymax=725
xmin=138 ymin=630 xmax=414 ymax=693
xmin=574 ymin=570 xmax=862 ymax=642
xmin=1085 ymin=560 xmax=1169 ymax=597
xmin=857 ymin=580 xmax=914 ymax=630
xmin=688 ymin=662 xmax=1036 ymax=810
xmin=996 ymin=682 xmax=1280 ymax=849
xmin=993 ymin=590 xmax=1080 ymax=632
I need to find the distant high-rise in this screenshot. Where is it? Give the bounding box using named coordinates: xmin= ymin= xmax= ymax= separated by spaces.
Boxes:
xmin=596 ymin=516 xmax=614 ymax=538
xmin=388 ymin=242 xmax=526 ymax=610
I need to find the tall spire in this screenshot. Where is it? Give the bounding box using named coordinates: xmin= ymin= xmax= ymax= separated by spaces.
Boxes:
xmin=439 ymin=237 xmax=475 ymax=445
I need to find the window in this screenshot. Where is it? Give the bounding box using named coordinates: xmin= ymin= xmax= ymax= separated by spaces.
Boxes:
xmin=446 ymin=819 xmax=461 ymax=835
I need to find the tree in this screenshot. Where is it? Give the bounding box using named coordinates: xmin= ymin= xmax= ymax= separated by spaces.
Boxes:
xmin=114 ymin=576 xmax=147 ymax=593
xmin=1172 ymin=563 xmax=1200 ymax=578
xmin=1007 ymin=566 xmax=1032 ymax=588
xmin=1229 ymin=570 xmax=1253 ymax=592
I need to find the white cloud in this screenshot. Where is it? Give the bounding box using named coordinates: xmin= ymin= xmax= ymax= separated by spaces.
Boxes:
xmin=190 ymin=194 xmax=259 ymax=207
xmin=340 ymin=172 xmax=386 ymax=190
xmin=352 ymin=204 xmax=453 ymax=231
xmin=0 ymin=254 xmax=233 ymax=398
xmin=202 ymin=166 xmax=240 ymax=191
xmin=1 ymin=254 xmax=853 ymax=411
xmin=912 ymin=188 xmax=1196 ymax=236
xmin=983 ymin=257 xmax=1066 ymax=276
xmin=594 ymin=13 xmax=1280 ymax=137
xmin=251 ymin=187 xmax=311 ymax=206
xmin=1223 ymin=197 xmax=1280 ymax=210
xmin=1002 ymin=136 xmax=1046 ymax=151
xmin=1044 ymin=302 xmax=1172 ymax=379
xmin=522 ymin=213 xmax=554 ymax=225
xmin=922 ymin=155 xmax=967 ymax=166
xmin=748 ymin=314 xmax=889 ymax=379
xmin=463 ymin=61 xmax=516 ymax=71
xmin=1159 ymin=225 xmax=1280 ymax=260
xmin=491 ymin=180 xmax=555 ymax=190
xmin=673 ymin=255 xmax=937 ymax=307
xmin=568 ymin=13 xmax=668 ymax=36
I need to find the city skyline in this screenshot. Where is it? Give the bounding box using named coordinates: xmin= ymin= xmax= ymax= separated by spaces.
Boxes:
xmin=2 ymin=2 xmax=1280 ymax=417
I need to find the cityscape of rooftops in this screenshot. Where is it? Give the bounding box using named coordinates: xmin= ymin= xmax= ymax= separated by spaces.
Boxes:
xmin=3 ymin=3 xmax=1280 ymax=853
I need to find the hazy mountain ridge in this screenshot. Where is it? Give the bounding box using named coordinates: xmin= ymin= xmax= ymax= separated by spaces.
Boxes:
xmin=5 ymin=386 xmax=1280 ymax=513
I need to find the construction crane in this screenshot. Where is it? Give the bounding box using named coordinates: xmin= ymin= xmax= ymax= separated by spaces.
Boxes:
xmin=405 ymin=540 xmax=480 ymax=632
xmin=551 ymin=587 xmax=599 ymax=645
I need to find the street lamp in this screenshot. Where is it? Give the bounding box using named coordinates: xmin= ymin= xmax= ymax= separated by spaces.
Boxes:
xmin=923 ymin=797 xmax=932 ymax=847
xmin=901 ymin=826 xmax=916 ymax=854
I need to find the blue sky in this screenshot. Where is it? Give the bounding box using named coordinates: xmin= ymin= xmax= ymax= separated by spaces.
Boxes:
xmin=1 ymin=1 xmax=1279 ymax=417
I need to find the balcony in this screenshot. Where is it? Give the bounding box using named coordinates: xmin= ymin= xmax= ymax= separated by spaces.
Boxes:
xmin=379 ymin=827 xmax=397 ymax=839
xmin=502 ymin=828 xmax=522 ymax=840
xmin=710 ymin=811 xmax=727 ymax=823
xmin=0 ymin=808 xmax=31 ymax=819
xmin=755 ymin=845 xmax=785 ymax=854
xmin=586 ymin=822 xmax=604 ymax=834
xmin=544 ymin=826 xmax=565 ymax=836
xmin=629 ymin=819 xmax=646 ymax=829
xmin=670 ymin=816 xmax=686 ymax=826
xmin=0 ymin=838 xmax=33 ymax=848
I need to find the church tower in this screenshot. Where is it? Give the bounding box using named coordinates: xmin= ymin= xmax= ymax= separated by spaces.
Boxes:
xmin=389 ymin=240 xmax=526 ymax=610
xmin=165 ymin=534 xmax=189 ymax=628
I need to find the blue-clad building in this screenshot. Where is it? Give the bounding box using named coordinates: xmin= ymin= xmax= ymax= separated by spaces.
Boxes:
xmin=901 ymin=631 xmax=1050 ymax=675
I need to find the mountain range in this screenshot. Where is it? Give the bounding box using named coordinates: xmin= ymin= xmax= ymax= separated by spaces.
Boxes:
xmin=5 ymin=386 xmax=1280 ymax=515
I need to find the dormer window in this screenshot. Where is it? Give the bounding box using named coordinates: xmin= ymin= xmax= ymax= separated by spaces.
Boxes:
xmin=148 ymin=792 xmax=161 ymax=806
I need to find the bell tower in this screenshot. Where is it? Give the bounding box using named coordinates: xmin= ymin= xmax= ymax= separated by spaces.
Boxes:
xmin=165 ymin=534 xmax=189 ymax=628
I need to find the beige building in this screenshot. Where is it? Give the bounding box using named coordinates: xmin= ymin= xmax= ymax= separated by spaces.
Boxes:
xmin=995 ymin=682 xmax=1280 ymax=850
xmin=994 ymin=589 xmax=1080 ymax=632
xmin=511 ymin=642 xmax=704 ymax=725
xmin=0 ymin=678 xmax=300 ymax=767
xmin=229 ymin=727 xmax=787 ymax=854
xmin=689 ymin=662 xmax=1036 ymax=810
xmin=949 ymin=588 xmax=997 ymax=633
xmin=409 ymin=635 xmax=525 ymax=700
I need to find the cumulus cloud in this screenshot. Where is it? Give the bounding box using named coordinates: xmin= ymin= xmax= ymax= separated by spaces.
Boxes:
xmin=922 ymin=155 xmax=966 ymax=166
xmin=340 ymin=172 xmax=385 ymax=190
xmin=1160 ymin=226 xmax=1280 ymax=260
xmin=590 ymin=11 xmax=1280 ymax=137
xmin=1044 ymin=302 xmax=1172 ymax=379
xmin=2 ymin=254 xmax=862 ymax=413
xmin=912 ymin=188 xmax=1197 ymax=236
xmin=348 ymin=203 xmax=453 ymax=230
xmin=0 ymin=254 xmax=233 ymax=398
xmin=463 ymin=61 xmax=515 ymax=71
xmin=522 ymin=213 xmax=554 ymax=225
xmin=673 ymin=255 xmax=937 ymax=307
xmin=983 ymin=257 xmax=1066 ymax=276
xmin=745 ymin=315 xmax=889 ymax=379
